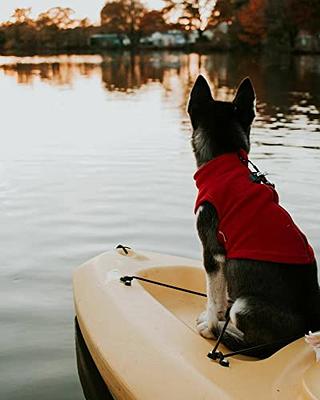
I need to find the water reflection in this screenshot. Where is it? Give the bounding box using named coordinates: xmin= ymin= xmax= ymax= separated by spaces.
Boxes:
xmin=0 ymin=57 xmax=99 ymax=86
xmin=0 ymin=52 xmax=319 ymax=133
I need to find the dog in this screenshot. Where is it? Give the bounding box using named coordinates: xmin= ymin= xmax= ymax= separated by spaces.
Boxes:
xmin=188 ymin=75 xmax=320 ymax=358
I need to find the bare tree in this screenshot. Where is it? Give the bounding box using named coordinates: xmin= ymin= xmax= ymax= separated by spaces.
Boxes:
xmin=163 ymin=0 xmax=217 ymax=35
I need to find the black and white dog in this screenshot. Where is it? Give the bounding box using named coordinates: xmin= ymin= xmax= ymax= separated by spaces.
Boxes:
xmin=188 ymin=75 xmax=320 ymax=357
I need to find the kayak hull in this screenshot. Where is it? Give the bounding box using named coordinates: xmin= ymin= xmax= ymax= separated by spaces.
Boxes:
xmin=73 ymin=248 xmax=319 ymax=400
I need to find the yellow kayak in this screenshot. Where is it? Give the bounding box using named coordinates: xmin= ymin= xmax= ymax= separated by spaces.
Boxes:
xmin=73 ymin=247 xmax=320 ymax=400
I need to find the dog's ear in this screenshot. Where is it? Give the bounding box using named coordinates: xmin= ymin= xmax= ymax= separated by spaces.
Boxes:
xmin=188 ymin=75 xmax=213 ymax=113
xmin=233 ymin=77 xmax=256 ymax=126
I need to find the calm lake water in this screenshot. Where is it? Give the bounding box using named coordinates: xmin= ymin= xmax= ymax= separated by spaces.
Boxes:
xmin=0 ymin=51 xmax=319 ymax=399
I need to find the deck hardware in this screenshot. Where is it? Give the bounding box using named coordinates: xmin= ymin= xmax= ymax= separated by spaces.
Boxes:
xmin=116 ymin=244 xmax=131 ymax=255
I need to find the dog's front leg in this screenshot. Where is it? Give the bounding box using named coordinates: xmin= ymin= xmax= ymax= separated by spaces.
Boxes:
xmin=196 ymin=203 xmax=227 ymax=339
xmin=197 ymin=253 xmax=227 ymax=338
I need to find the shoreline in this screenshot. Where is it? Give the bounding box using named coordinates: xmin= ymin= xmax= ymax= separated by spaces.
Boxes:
xmin=0 ymin=46 xmax=320 ymax=57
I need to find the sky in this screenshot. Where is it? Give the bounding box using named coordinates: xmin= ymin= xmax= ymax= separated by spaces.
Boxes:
xmin=0 ymin=0 xmax=164 ymax=24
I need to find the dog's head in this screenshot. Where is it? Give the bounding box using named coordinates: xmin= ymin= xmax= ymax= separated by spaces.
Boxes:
xmin=188 ymin=75 xmax=256 ymax=167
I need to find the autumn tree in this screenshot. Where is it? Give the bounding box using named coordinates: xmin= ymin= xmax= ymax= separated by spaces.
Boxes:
xmin=286 ymin=0 xmax=320 ymax=35
xmin=11 ymin=8 xmax=33 ymax=24
xmin=236 ymin=0 xmax=267 ymax=46
xmin=101 ymin=0 xmax=147 ymax=45
xmin=205 ymin=0 xmax=245 ymax=49
xmin=36 ymin=7 xmax=75 ymax=30
xmin=1 ymin=6 xmax=93 ymax=52
xmin=263 ymin=0 xmax=291 ymax=49
xmin=140 ymin=10 xmax=168 ymax=36
xmin=207 ymin=0 xmax=245 ymax=27
xmin=5 ymin=7 xmax=37 ymax=50
xmin=101 ymin=2 xmax=128 ymax=33
xmin=79 ymin=18 xmax=92 ymax=29
xmin=0 ymin=29 xmax=5 ymax=47
xmin=263 ymin=0 xmax=320 ymax=50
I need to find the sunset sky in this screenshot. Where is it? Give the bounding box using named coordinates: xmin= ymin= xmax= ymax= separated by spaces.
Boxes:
xmin=0 ymin=0 xmax=164 ymax=23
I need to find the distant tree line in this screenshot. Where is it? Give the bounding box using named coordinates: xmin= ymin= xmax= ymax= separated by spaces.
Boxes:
xmin=0 ymin=0 xmax=319 ymax=53
xmin=102 ymin=0 xmax=320 ymax=52
xmin=0 ymin=7 xmax=96 ymax=53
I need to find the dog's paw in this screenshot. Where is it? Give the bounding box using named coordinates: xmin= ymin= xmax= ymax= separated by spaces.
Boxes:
xmin=196 ymin=311 xmax=217 ymax=339
xmin=217 ymin=310 xmax=226 ymax=321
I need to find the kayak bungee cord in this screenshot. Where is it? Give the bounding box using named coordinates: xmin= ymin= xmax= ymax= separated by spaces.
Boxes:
xmin=120 ymin=273 xmax=302 ymax=367
xmin=120 ymin=275 xmax=207 ymax=298
xmin=117 ymin=245 xmax=301 ymax=367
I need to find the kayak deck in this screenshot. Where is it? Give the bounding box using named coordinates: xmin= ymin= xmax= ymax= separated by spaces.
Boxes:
xmin=137 ymin=266 xmax=252 ymax=360
xmin=73 ymin=248 xmax=319 ymax=400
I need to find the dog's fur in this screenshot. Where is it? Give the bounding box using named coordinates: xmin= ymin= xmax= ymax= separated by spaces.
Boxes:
xmin=188 ymin=75 xmax=320 ymax=358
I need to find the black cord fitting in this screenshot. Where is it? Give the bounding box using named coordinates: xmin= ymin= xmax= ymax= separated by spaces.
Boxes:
xmin=219 ymin=358 xmax=230 ymax=367
xmin=120 ymin=276 xmax=134 ymax=286
xmin=207 ymin=351 xmax=230 ymax=367
xmin=207 ymin=350 xmax=223 ymax=361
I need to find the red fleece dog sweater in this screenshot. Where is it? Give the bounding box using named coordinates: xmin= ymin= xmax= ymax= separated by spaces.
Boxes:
xmin=194 ymin=151 xmax=314 ymax=264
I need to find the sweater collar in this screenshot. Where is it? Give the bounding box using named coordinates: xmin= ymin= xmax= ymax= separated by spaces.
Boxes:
xmin=193 ymin=150 xmax=248 ymax=189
